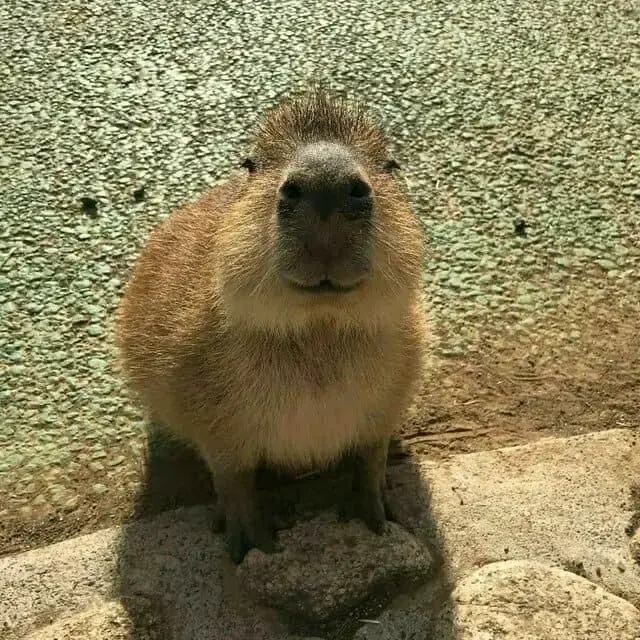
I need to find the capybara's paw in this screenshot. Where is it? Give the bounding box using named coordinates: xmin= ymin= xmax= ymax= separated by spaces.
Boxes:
xmin=225 ymin=508 xmax=276 ymax=564
xmin=211 ymin=502 xmax=226 ymax=533
xmin=338 ymin=487 xmax=387 ymax=534
xmin=359 ymin=488 xmax=387 ymax=534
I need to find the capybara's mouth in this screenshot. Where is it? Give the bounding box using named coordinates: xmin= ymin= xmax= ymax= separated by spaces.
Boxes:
xmin=287 ymin=278 xmax=362 ymax=294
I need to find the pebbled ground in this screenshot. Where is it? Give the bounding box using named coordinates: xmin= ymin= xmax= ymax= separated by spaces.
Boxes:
xmin=1 ymin=0 xmax=639 ymax=554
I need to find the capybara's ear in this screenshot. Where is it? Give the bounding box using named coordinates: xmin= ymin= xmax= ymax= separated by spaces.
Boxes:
xmin=383 ymin=158 xmax=401 ymax=173
xmin=241 ymin=157 xmax=258 ymax=174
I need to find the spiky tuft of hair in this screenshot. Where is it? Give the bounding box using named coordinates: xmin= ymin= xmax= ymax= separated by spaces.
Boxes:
xmin=251 ymin=89 xmax=389 ymax=168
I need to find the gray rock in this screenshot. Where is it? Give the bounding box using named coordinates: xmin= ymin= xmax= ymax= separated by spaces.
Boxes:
xmin=91 ymin=483 xmax=108 ymax=496
xmin=237 ymin=512 xmax=433 ymax=622
xmin=87 ymin=357 xmax=106 ymax=371
xmin=595 ymin=259 xmax=617 ymax=271
xmin=387 ymin=428 xmax=640 ymax=607
xmin=0 ymin=506 xmax=301 ymax=640
xmin=433 ymin=560 xmax=640 ymax=639
xmin=86 ymin=324 xmax=102 ymax=337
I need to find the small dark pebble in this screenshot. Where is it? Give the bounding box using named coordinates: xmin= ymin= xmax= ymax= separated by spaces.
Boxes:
xmin=513 ymin=218 xmax=527 ymax=236
xmin=596 ymin=566 xmax=602 ymax=577
xmin=80 ymin=197 xmax=98 ymax=218
xmin=133 ymin=187 xmax=146 ymax=202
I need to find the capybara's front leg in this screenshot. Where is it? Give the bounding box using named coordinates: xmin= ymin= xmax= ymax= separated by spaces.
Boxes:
xmin=211 ymin=466 xmax=276 ymax=563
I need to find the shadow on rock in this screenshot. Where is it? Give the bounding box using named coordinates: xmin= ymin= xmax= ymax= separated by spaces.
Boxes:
xmin=115 ymin=422 xmax=294 ymax=639
xmin=116 ymin=426 xmax=456 ymax=640
xmin=355 ymin=441 xmax=457 ymax=640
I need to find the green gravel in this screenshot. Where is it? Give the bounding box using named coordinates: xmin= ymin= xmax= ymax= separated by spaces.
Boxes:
xmin=1 ymin=0 xmax=639 ymax=507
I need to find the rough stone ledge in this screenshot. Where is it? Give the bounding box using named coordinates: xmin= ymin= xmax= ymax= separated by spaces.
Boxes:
xmin=23 ymin=597 xmax=164 ymax=640
xmin=355 ymin=559 xmax=640 ymax=639
xmin=237 ymin=512 xmax=433 ymax=622
xmin=387 ymin=427 xmax=640 ymax=605
xmin=2 ymin=428 xmax=639 ymax=639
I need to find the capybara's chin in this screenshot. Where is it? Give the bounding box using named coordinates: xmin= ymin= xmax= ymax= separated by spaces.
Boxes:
xmin=277 ymin=248 xmax=373 ymax=295
xmin=282 ymin=277 xmax=367 ymax=295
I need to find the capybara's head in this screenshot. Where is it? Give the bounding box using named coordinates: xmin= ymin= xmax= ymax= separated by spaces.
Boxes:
xmin=216 ymin=90 xmax=424 ymax=333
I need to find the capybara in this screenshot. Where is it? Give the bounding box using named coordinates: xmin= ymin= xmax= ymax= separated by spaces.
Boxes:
xmin=115 ymin=90 xmax=427 ymax=562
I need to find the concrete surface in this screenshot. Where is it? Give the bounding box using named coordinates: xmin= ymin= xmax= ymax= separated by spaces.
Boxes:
xmin=2 ymin=0 xmax=639 ymax=534
xmin=23 ymin=598 xmax=164 ymax=640
xmin=3 ymin=429 xmax=640 ymax=639
xmin=388 ymin=428 xmax=640 ymax=605
xmin=0 ymin=506 xmax=293 ymax=640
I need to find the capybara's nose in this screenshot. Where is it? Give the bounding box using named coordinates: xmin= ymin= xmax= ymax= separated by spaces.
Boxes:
xmin=277 ymin=142 xmax=373 ymax=222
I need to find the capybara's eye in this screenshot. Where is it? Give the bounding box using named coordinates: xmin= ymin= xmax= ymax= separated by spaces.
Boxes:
xmin=241 ymin=157 xmax=257 ymax=173
xmin=383 ymin=158 xmax=401 ymax=173
xmin=349 ymin=179 xmax=371 ymax=199
xmin=281 ymin=181 xmax=302 ymax=200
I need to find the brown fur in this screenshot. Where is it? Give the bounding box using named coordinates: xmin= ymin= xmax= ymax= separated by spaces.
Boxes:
xmin=115 ymin=90 xmax=427 ymax=561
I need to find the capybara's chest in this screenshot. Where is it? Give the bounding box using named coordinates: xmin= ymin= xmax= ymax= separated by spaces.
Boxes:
xmin=223 ymin=334 xmax=401 ymax=468
xmin=258 ymin=376 xmax=375 ymax=467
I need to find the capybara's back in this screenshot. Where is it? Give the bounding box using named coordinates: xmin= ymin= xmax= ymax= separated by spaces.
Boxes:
xmin=115 ymin=89 xmax=427 ymax=562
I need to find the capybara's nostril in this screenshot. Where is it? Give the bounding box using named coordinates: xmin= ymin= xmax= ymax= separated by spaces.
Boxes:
xmin=341 ymin=177 xmax=373 ymax=220
xmin=280 ymin=180 xmax=303 ymax=201
xmin=348 ymin=178 xmax=372 ymax=200
xmin=278 ymin=143 xmax=374 ymax=222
